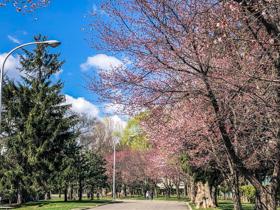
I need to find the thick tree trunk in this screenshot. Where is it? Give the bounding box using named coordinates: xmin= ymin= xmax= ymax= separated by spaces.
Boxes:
xmin=255 ymin=186 xmax=277 ymax=210
xmin=194 ymin=181 xmax=217 ymax=209
xmin=231 ymin=171 xmax=242 ymax=210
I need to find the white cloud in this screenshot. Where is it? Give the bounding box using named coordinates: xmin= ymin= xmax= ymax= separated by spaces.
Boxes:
xmin=7 ymin=35 xmax=21 ymax=44
xmin=80 ymin=54 xmax=124 ymax=72
xmin=0 ymin=53 xmax=22 ymax=80
xmin=65 ymin=95 xmax=100 ymax=118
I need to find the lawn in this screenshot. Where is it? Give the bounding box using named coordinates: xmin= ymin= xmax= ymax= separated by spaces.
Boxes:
xmin=189 ymin=200 xmax=280 ymax=210
xmin=12 ymin=199 xmax=112 ymax=210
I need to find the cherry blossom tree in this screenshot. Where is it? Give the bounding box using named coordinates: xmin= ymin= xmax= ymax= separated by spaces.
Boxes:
xmin=89 ymin=1 xmax=280 ymax=209
xmin=105 ymin=149 xmax=148 ymax=197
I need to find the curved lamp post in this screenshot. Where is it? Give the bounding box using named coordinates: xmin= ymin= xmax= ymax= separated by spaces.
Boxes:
xmin=0 ymin=40 xmax=61 ymax=129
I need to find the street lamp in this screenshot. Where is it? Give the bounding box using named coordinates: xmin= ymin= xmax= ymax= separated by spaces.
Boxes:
xmin=112 ymin=136 xmax=117 ymax=200
xmin=0 ymin=40 xmax=61 ymax=129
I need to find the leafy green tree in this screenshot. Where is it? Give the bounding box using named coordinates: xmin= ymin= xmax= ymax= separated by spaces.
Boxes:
xmin=120 ymin=113 xmax=149 ymax=151
xmin=0 ymin=36 xmax=78 ymax=204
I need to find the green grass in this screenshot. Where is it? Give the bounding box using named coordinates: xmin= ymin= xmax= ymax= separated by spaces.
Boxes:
xmin=189 ymin=200 xmax=280 ymax=210
xmin=13 ymin=199 xmax=112 ymax=210
xmin=189 ymin=200 xmax=252 ymax=210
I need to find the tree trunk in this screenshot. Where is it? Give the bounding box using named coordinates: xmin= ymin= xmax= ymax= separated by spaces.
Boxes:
xmin=232 ymin=188 xmax=242 ymax=210
xmin=90 ymin=186 xmax=94 ymax=200
xmin=183 ymin=181 xmax=187 ymax=198
xmin=229 ymin=169 xmax=242 ymax=210
xmin=141 ymin=187 xmax=145 ymax=197
xmin=190 ymin=176 xmax=197 ymax=203
xmin=154 ymin=185 xmax=158 ymax=198
xmin=255 ymin=186 xmax=277 ymax=210
xmin=78 ymin=179 xmax=83 ymax=201
xmin=121 ymin=184 xmax=127 ymax=197
xmin=210 ymin=185 xmax=218 ymax=207
xmin=17 ymin=189 xmax=22 ymax=205
xmin=70 ymin=185 xmax=74 ymax=200
xmin=194 ymin=181 xmax=217 ymax=209
xmin=124 ymin=185 xmax=127 ymax=197
xmin=64 ymin=185 xmax=68 ymax=202
xmin=166 ymin=186 xmax=171 ymax=198
xmin=44 ymin=191 xmax=51 ymax=200
xmin=176 ymin=183 xmax=180 ymax=199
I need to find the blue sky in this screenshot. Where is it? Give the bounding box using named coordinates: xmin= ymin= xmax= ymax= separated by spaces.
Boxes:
xmin=0 ymin=0 xmax=127 ymax=127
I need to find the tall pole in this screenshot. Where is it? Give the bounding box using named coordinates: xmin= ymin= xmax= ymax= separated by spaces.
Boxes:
xmin=0 ymin=40 xmax=60 ymax=129
xmin=112 ymin=138 xmax=116 ymax=200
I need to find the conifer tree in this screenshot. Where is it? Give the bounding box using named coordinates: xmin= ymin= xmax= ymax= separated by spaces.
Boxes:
xmin=0 ymin=36 xmax=78 ymax=204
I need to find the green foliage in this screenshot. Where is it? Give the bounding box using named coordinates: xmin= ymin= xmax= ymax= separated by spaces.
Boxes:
xmin=84 ymin=151 xmax=108 ymax=191
xmin=120 ymin=113 xmax=149 ymax=150
xmin=0 ymin=35 xmax=78 ymax=203
xmin=240 ymin=185 xmax=256 ymax=203
xmin=180 ymin=154 xmax=192 ymax=174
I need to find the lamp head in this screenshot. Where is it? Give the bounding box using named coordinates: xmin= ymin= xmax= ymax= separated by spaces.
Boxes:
xmin=44 ymin=40 xmax=61 ymax=48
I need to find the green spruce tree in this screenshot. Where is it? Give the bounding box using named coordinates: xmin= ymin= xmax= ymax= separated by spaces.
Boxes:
xmin=0 ymin=36 xmax=78 ymax=204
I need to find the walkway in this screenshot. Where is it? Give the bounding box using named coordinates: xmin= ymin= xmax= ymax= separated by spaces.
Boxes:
xmin=92 ymin=199 xmax=189 ymax=210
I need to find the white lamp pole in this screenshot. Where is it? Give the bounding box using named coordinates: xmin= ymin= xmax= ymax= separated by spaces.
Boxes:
xmin=112 ymin=137 xmax=117 ymax=200
xmin=0 ymin=40 xmax=61 ymax=129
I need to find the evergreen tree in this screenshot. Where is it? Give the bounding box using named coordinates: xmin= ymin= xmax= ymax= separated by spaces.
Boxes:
xmin=0 ymin=36 xmax=78 ymax=204
xmin=85 ymin=151 xmax=107 ymax=200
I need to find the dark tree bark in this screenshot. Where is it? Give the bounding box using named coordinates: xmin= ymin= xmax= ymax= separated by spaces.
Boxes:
xmin=255 ymin=186 xmax=277 ymax=210
xmin=175 ymin=183 xmax=180 ymax=199
xmin=78 ymin=179 xmax=83 ymax=201
xmin=64 ymin=185 xmax=68 ymax=202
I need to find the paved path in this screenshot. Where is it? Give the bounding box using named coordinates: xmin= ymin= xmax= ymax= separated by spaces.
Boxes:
xmin=92 ymin=200 xmax=189 ymax=210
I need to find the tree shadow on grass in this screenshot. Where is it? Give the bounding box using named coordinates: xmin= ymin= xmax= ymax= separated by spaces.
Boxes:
xmin=16 ymin=199 xmax=117 ymax=209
